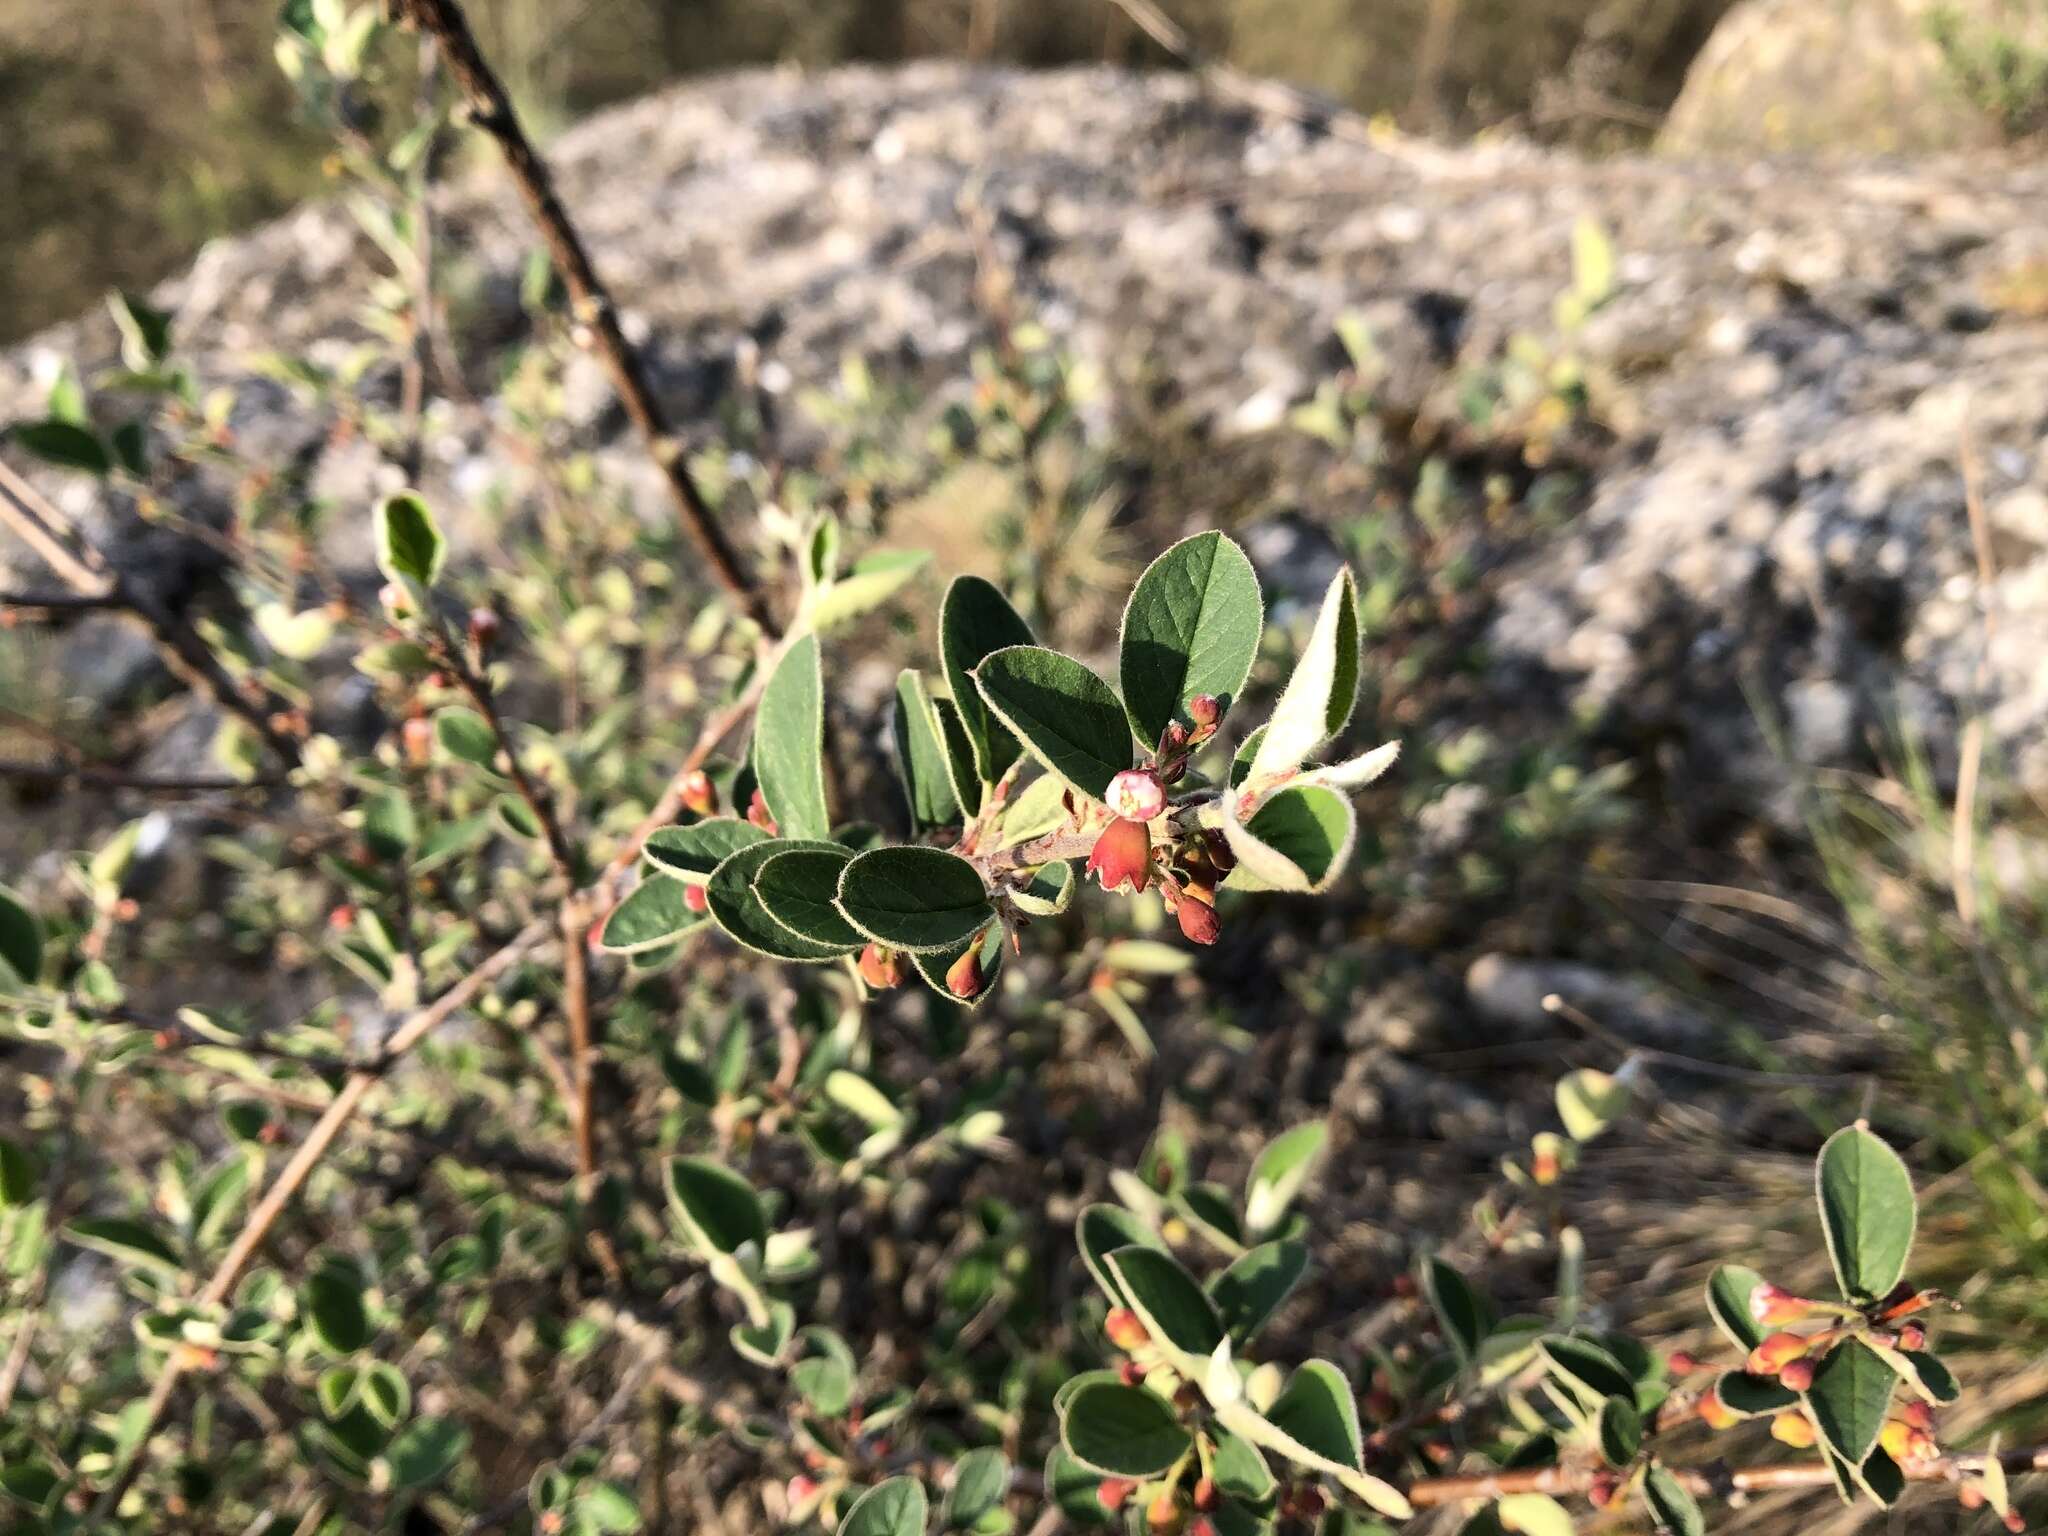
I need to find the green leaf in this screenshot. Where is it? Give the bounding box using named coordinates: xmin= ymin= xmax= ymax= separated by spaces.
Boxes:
xmin=1076 ymin=1204 xmax=1165 ymax=1308
xmin=1105 ymin=1246 xmax=1224 ymax=1359
xmin=1421 ymin=1257 xmax=1490 ymax=1365
xmin=0 ymin=1458 xmax=60 ymax=1511
xmin=374 ymin=491 xmax=446 ymax=587
xmin=1247 ymin=569 xmax=1358 ymax=783
xmin=317 ymin=1365 xmax=361 ymax=1420
xmin=1815 ymin=1125 xmax=1916 ymax=1302
xmin=1496 ymin=1494 xmax=1575 ymax=1536
xmin=64 ymin=1216 xmax=181 ymax=1277
xmin=1894 ymin=1349 xmax=1959 ymax=1404
xmin=434 ymin=707 xmax=499 ymax=767
xmin=1537 ymin=1336 xmax=1634 ymax=1408
xmin=598 ymin=876 xmax=707 ymax=955
xmin=809 ymin=549 xmax=930 ymax=630
xmin=1225 ymin=784 xmax=1357 ymax=894
xmin=1705 ymin=1264 xmax=1767 ymax=1354
xmin=359 ymin=1361 xmax=410 ymax=1428
xmin=1264 ymin=1359 xmax=1363 ymax=1470
xmin=1060 ymin=1381 xmax=1193 ymax=1477
xmin=824 ymin=1070 xmax=904 ymax=1133
xmin=361 ymin=790 xmax=417 ymax=861
xmin=1008 ymin=859 xmax=1074 ymax=917
xmin=973 ymin=646 xmax=1132 ymax=801
xmin=999 ymin=772 xmax=1070 ymax=846
xmin=705 ymin=838 xmax=854 ymax=962
xmin=303 ymin=1261 xmax=372 ymax=1354
xmin=752 ymin=847 xmax=863 ymax=952
xmin=942 ymin=575 xmax=1035 ymax=783
xmin=108 ymin=289 xmax=174 ymax=369
xmin=11 ymin=419 xmax=110 ymax=474
xmin=0 ymin=1138 xmax=39 ymax=1208
xmin=942 ymin=1448 xmax=1010 ymax=1529
xmin=754 ymin=634 xmax=831 ymax=841
xmin=840 ymin=1476 xmax=929 ymax=1536
xmin=1851 ymin=1444 xmax=1905 ymax=1507
xmin=1209 ymin=1240 xmax=1309 ymax=1341
xmin=1597 ymin=1397 xmax=1642 ymax=1468
xmin=572 ymin=1482 xmax=644 ymax=1532
xmin=0 ymin=885 xmax=41 ymax=988
xmin=665 ymin=1156 xmax=767 ymax=1256
xmin=930 ymin=697 xmax=983 ymax=817
xmin=1044 ymin=1446 xmax=1117 ymax=1529
xmin=730 ymin=1302 xmax=795 ymax=1367
xmin=1641 ymin=1467 xmax=1703 ymax=1536
xmin=1805 ymin=1339 xmax=1897 ymax=1468
xmin=893 ymin=670 xmax=961 ymax=830
xmin=1713 ymin=1371 xmax=1798 ymax=1418
xmin=643 ymin=819 xmax=767 ymax=880
xmin=791 ymin=1328 xmax=856 ymax=1416
xmin=385 ymin=1416 xmax=468 ymax=1491
xmin=189 ymin=1155 xmax=251 ymax=1249
xmin=836 ymin=846 xmax=994 ymax=953
xmin=1555 ymin=1069 xmax=1628 ymax=1143
xmin=1118 ymin=531 xmax=1263 ymax=748
xmin=1210 ymin=1426 xmax=1275 ymax=1502
xmin=1244 ymin=1122 xmax=1326 ymax=1236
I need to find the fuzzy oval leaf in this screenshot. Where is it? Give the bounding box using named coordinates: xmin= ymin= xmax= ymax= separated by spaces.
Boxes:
xmin=1704 ymin=1264 xmax=1767 ymax=1354
xmin=943 ymin=1448 xmax=1010 ymax=1529
xmin=1805 ymin=1338 xmax=1897 ymax=1468
xmin=752 ymin=847 xmax=863 ymax=952
xmin=1209 ymin=1239 xmax=1309 ymax=1341
xmin=434 ymin=707 xmax=499 ymax=767
xmin=1714 ymin=1370 xmax=1799 ymax=1419
xmin=1556 ymin=1068 xmax=1628 ymax=1143
xmin=1060 ymin=1381 xmax=1192 ymax=1477
xmin=1265 ymin=1359 xmax=1363 ymax=1470
xmin=598 ymin=875 xmax=706 ymax=955
xmin=840 ymin=1476 xmax=930 ymax=1536
xmin=0 ymin=1139 xmax=38 ymax=1208
xmin=1224 ymin=785 xmax=1357 ymax=894
xmin=1105 ymin=1246 xmax=1224 ymax=1359
xmin=643 ymin=819 xmax=767 ymax=880
xmin=809 ymin=549 xmax=930 ymax=631
xmin=1497 ymin=1493 xmax=1575 ymax=1536
xmin=1815 ymin=1125 xmax=1916 ymax=1302
xmin=893 ymin=670 xmax=961 ymax=831
xmin=0 ymin=885 xmax=44 ymax=988
xmin=1008 ymin=859 xmax=1075 ymax=917
xmin=385 ymin=1416 xmax=468 ymax=1491
xmin=1538 ymin=1335 xmax=1634 ymax=1408
xmin=12 ymin=419 xmax=110 ymax=474
xmin=375 ymin=491 xmax=445 ymax=587
xmin=754 ymin=634 xmax=831 ymax=841
xmin=1422 ymin=1257 xmax=1491 ymax=1365
xmin=303 ymin=1265 xmax=372 ymax=1354
xmin=1248 ymin=568 xmax=1358 ymax=782
xmin=942 ymin=575 xmax=1035 ymax=784
xmin=973 ymin=647 xmax=1131 ymax=801
xmin=836 ymin=846 xmax=993 ymax=953
xmin=1597 ymin=1397 xmax=1642 ymax=1468
xmin=1119 ymin=531 xmax=1263 ymax=747
xmin=1245 ymin=1122 xmax=1327 ymax=1235
xmin=1642 ymin=1467 xmax=1704 ymax=1536
xmin=1077 ymin=1204 xmax=1165 ymax=1307
xmin=665 ymin=1156 xmax=767 ymax=1256
xmin=706 ymin=838 xmax=851 ymax=962
xmin=64 ymin=1216 xmax=181 ymax=1277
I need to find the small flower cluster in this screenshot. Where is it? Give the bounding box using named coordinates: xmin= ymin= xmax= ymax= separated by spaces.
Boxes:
xmin=1083 ymin=697 xmax=1233 ymax=946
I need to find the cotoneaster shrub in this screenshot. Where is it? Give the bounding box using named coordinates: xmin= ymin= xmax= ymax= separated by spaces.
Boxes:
xmin=0 ymin=3 xmax=2037 ymax=1534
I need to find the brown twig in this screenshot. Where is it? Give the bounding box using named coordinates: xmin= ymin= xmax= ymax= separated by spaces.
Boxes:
xmin=391 ymin=0 xmax=776 ymax=635
xmin=1404 ymin=1443 xmax=2048 ymax=1507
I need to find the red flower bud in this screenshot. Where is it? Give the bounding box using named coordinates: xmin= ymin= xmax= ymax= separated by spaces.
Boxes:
xmin=2004 ymin=1508 xmax=2024 ymax=1532
xmin=1771 ymin=1411 xmax=1817 ymax=1448
xmin=747 ymin=789 xmax=778 ymax=836
xmin=858 ymin=941 xmax=905 ymax=989
xmin=1898 ymin=1322 xmax=1927 ymax=1351
xmin=684 ymin=882 xmax=710 ymax=915
xmin=945 ymin=941 xmax=986 ymax=1000
xmin=1187 ymin=1520 xmax=1215 ymax=1536
xmin=1588 ymin=1472 xmax=1619 ymax=1508
xmin=1175 ymin=892 xmax=1220 ymax=946
xmin=402 ymin=714 xmax=434 ymax=766
xmin=680 ymin=769 xmax=716 ymax=816
xmin=1777 ymin=1356 xmax=1816 ymax=1394
xmin=1960 ymin=1483 xmax=1987 ymax=1510
xmin=1665 ymin=1350 xmax=1699 ymax=1376
xmin=1146 ymin=1490 xmax=1185 ymax=1535
xmin=1747 ymin=1332 xmax=1812 ymax=1377
xmin=786 ymin=1474 xmax=820 ymax=1509
xmin=1749 ymin=1282 xmax=1818 ymax=1328
xmin=1699 ymin=1391 xmax=1740 ymax=1430
xmin=1118 ymin=1359 xmax=1144 ymax=1387
xmin=1105 ymin=1308 xmax=1149 ymax=1351
xmin=1902 ymin=1399 xmax=1935 ymax=1433
xmin=1086 ymin=816 xmax=1153 ymax=893
xmin=1105 ymin=769 xmax=1167 ymax=824
xmin=468 ymin=606 xmax=500 ymax=650
xmin=1188 ymin=695 xmax=1220 ymax=729
xmin=1192 ymin=1477 xmax=1219 ymax=1513
xmin=1096 ymin=1479 xmax=1135 ymax=1513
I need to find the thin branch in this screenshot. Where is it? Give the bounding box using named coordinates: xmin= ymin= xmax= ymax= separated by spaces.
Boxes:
xmin=391 ymin=0 xmax=776 ymax=635
xmin=1404 ymin=1443 xmax=2048 ymax=1507
xmin=0 ymin=760 xmax=285 ymax=794
xmin=0 ymin=589 xmax=125 ymax=612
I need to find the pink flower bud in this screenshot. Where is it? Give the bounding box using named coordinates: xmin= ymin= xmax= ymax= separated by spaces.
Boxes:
xmin=1748 ymin=1282 xmax=1818 ymax=1328
xmin=1747 ymin=1332 xmax=1811 ymax=1376
xmin=1086 ymin=816 xmax=1153 ymax=893
xmin=1188 ymin=695 xmax=1220 ymax=729
xmin=684 ymin=883 xmax=710 ymax=915
xmin=1175 ymin=891 xmax=1220 ymax=946
xmin=680 ymin=770 xmax=716 ymax=816
xmin=467 ymin=606 xmax=500 ymax=650
xmin=945 ymin=942 xmax=986 ymax=1000
xmin=1777 ymin=1356 xmax=1815 ymax=1393
xmin=1105 ymin=769 xmax=1167 ymax=824
xmin=747 ymin=789 xmax=779 ymax=836
xmin=857 ymin=942 xmax=905 ymax=989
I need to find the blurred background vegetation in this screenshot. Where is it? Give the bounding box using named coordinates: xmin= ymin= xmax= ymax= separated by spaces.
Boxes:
xmin=1 ymin=0 xmax=1745 ymax=346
